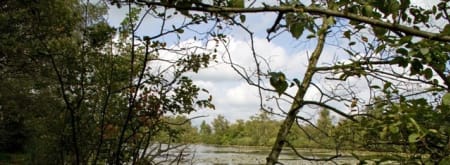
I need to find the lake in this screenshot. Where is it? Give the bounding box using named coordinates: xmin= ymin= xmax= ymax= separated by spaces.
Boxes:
xmin=157 ymin=144 xmax=358 ymax=165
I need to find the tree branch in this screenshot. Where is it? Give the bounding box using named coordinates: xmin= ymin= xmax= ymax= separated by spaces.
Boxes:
xmin=302 ymin=101 xmax=356 ymax=122
xmin=267 ymin=15 xmax=330 ymax=165
xmin=135 ymin=1 xmax=450 ymax=42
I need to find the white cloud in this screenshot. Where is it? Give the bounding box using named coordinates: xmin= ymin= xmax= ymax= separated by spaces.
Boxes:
xmin=222 ymin=82 xmax=260 ymax=106
xmin=186 ymin=35 xmax=361 ymax=124
xmin=187 ymin=37 xmax=293 ymax=124
xmin=411 ymin=0 xmax=439 ymax=9
xmin=187 ymin=65 xmax=240 ymax=82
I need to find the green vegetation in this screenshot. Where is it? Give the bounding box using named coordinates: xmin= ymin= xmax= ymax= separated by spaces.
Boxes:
xmin=168 ymin=103 xmax=450 ymax=164
xmin=336 ymin=95 xmax=450 ymax=164
xmin=167 ymin=110 xmax=337 ymax=148
xmin=167 ymin=103 xmax=450 ymax=164
xmin=0 ymin=0 xmax=214 ymax=164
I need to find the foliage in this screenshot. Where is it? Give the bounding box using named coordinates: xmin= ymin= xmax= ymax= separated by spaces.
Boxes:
xmin=168 ymin=112 xmax=335 ymax=149
xmin=0 ymin=0 xmax=215 ymax=164
xmin=336 ymin=94 xmax=450 ymax=164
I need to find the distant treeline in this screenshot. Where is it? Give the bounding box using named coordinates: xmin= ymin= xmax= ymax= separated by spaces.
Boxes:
xmin=160 ymin=109 xmax=348 ymax=149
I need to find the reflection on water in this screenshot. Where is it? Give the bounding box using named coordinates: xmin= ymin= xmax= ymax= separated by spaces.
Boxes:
xmin=165 ymin=144 xmax=357 ymax=165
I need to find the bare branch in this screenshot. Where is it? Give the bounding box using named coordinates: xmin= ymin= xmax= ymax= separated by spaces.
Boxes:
xmin=302 ymin=100 xmax=356 ymax=122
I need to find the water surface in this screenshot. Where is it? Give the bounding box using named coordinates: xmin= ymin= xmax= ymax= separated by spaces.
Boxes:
xmin=169 ymin=145 xmax=358 ymax=165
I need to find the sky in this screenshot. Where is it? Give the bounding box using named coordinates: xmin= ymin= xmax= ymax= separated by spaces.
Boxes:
xmin=104 ymin=0 xmax=440 ymax=126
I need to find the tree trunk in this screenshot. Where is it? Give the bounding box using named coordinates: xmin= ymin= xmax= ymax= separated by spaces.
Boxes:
xmin=266 ymin=16 xmax=330 ymax=165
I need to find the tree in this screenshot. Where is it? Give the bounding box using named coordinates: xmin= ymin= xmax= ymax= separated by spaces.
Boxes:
xmin=1 ymin=0 xmax=87 ymax=163
xmin=335 ymin=93 xmax=450 ymax=164
xmin=1 ymin=0 xmax=215 ymax=164
xmin=317 ymin=109 xmax=333 ymax=132
xmin=303 ymin=109 xmax=336 ymax=148
xmin=0 ymin=79 xmax=29 ymax=153
xmin=227 ymin=119 xmax=248 ymax=145
xmin=245 ymin=112 xmax=279 ymax=146
xmin=211 ymin=115 xmax=231 ymax=145
xmin=155 ymin=115 xmax=199 ymax=144
xmin=199 ymin=120 xmax=213 ymax=143
xmin=83 ymin=3 xmax=215 ymax=164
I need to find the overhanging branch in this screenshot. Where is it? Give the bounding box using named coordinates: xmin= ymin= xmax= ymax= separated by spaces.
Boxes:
xmin=135 ymin=1 xmax=450 ymax=42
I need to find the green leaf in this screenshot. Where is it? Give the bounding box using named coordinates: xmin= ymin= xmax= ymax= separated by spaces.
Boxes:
xmin=389 ymin=1 xmax=400 ymax=16
xmin=229 ymin=0 xmax=244 ymax=8
xmin=375 ymin=44 xmax=386 ymax=53
xmin=276 ymin=81 xmax=288 ymax=96
xmin=442 ymin=24 xmax=450 ymax=35
xmin=420 ymin=48 xmax=429 ymax=55
xmin=370 ymin=85 xmax=380 ymax=89
xmin=383 ymin=82 xmax=392 ymax=90
xmin=239 ymin=14 xmax=246 ymax=23
xmin=423 ymin=68 xmax=433 ymax=80
xmin=289 ymin=23 xmax=305 ymax=39
xmin=410 ymin=59 xmax=423 ymax=75
xmin=442 ymin=93 xmax=450 ymax=106
xmin=343 ymin=30 xmax=351 ymax=39
xmin=396 ymin=48 xmax=408 ymax=56
xmin=428 ymin=129 xmax=438 ymax=134
xmin=306 ymin=34 xmax=315 ymax=39
xmin=269 ymin=72 xmax=288 ymax=96
xmin=293 ymin=78 xmax=301 ymax=86
xmin=389 ymin=125 xmax=399 ymax=134
xmin=391 ymin=56 xmax=409 ymax=67
xmin=362 ymin=5 xmax=373 ymax=16
xmin=373 ymin=26 xmax=388 ymax=37
xmin=326 ymin=17 xmax=335 ymax=25
xmin=409 ymin=117 xmax=423 ymax=132
xmin=176 ymin=28 xmax=184 ymax=33
xmin=399 ymin=35 xmax=412 ymax=44
xmin=439 ymin=156 xmax=450 ymax=165
xmin=408 ymin=133 xmax=420 ymax=143
xmin=380 ymin=126 xmax=388 ymax=139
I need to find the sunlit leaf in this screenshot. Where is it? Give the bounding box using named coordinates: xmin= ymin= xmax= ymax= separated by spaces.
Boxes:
xmin=389 ymin=125 xmax=399 ymax=133
xmin=363 ymin=5 xmax=373 ymax=16
xmin=420 ymin=48 xmax=429 ymax=55
xmin=229 ymin=0 xmax=244 ymax=8
xmin=442 ymin=24 xmax=450 ymax=35
xmin=408 ymin=133 xmax=420 ymax=143
xmin=442 ymin=93 xmax=450 ymax=106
